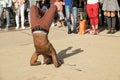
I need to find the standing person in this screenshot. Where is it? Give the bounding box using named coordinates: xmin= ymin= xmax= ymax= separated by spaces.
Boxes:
xmin=64 ymin=0 xmax=78 ymax=34
xmin=54 ymin=0 xmax=65 ymax=28
xmin=102 ymin=0 xmax=120 ymax=34
xmin=0 ymin=0 xmax=12 ymax=30
xmin=118 ymin=0 xmax=120 ymax=7
xmin=86 ymin=0 xmax=99 ymax=35
xmin=12 ymin=0 xmax=26 ymax=29
xmin=50 ymin=0 xmax=56 ymax=27
xmin=41 ymin=0 xmax=50 ymax=11
xmin=30 ymin=5 xmax=61 ymax=67
xmin=26 ymin=0 xmax=36 ymax=27
xmin=99 ymin=0 xmax=104 ymax=26
xmin=35 ymin=0 xmax=41 ymax=8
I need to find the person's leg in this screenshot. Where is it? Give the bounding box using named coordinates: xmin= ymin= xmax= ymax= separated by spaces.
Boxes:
xmin=106 ymin=11 xmax=112 ymax=33
xmin=111 ymin=11 xmax=116 ymax=33
xmin=101 ymin=7 xmax=105 ymax=26
xmin=65 ymin=5 xmax=72 ymax=34
xmin=56 ymin=12 xmax=61 ymax=27
xmin=93 ymin=3 xmax=99 ymax=28
xmin=111 ymin=17 xmax=116 ymax=33
xmin=107 ymin=17 xmax=112 ymax=33
xmin=86 ymin=4 xmax=94 ymax=28
xmin=0 ymin=7 xmax=4 ymax=29
xmin=20 ymin=4 xmax=25 ymax=29
xmin=93 ymin=3 xmax=99 ymax=34
xmin=72 ymin=6 xmax=78 ymax=33
xmin=4 ymin=8 xmax=11 ymax=30
xmin=15 ymin=8 xmax=20 ymax=29
xmin=30 ymin=5 xmax=57 ymax=29
xmin=28 ymin=11 xmax=31 ymax=27
xmin=86 ymin=4 xmax=95 ymax=33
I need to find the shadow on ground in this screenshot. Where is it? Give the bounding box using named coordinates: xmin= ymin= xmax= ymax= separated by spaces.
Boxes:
xmin=57 ymin=47 xmax=84 ymax=64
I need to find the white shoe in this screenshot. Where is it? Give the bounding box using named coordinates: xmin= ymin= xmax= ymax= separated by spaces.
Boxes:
xmin=0 ymin=28 xmax=2 ymax=30
xmin=21 ymin=26 xmax=25 ymax=29
xmin=15 ymin=26 xmax=19 ymax=30
xmin=4 ymin=27 xmax=8 ymax=31
xmin=51 ymin=23 xmax=55 ymax=27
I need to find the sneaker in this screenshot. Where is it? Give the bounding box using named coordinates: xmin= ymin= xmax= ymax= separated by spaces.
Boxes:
xmin=68 ymin=29 xmax=72 ymax=34
xmin=15 ymin=26 xmax=19 ymax=30
xmin=21 ymin=26 xmax=25 ymax=29
xmin=94 ymin=29 xmax=99 ymax=35
xmin=72 ymin=29 xmax=78 ymax=34
xmin=51 ymin=23 xmax=55 ymax=27
xmin=4 ymin=26 xmax=8 ymax=31
xmin=89 ymin=29 xmax=95 ymax=34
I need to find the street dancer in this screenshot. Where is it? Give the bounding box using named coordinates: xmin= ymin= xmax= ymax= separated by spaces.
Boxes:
xmin=30 ymin=5 xmax=61 ymax=68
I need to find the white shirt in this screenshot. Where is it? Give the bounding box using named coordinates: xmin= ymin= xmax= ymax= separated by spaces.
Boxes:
xmin=87 ymin=0 xmax=98 ymax=4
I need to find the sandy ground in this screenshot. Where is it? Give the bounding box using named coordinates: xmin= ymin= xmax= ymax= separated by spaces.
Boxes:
xmin=0 ymin=27 xmax=120 ymax=80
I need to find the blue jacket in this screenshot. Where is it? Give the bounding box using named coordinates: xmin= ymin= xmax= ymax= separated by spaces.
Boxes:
xmin=0 ymin=0 xmax=12 ymax=8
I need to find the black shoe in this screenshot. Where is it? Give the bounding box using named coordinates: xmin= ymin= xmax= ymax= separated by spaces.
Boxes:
xmin=72 ymin=29 xmax=78 ymax=34
xmin=68 ymin=29 xmax=72 ymax=34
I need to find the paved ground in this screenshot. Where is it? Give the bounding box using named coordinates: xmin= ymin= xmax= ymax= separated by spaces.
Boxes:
xmin=0 ymin=27 xmax=120 ymax=80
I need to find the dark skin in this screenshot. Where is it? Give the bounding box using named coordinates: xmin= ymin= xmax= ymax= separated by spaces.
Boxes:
xmin=30 ymin=33 xmax=61 ymax=67
xmin=30 ymin=5 xmax=62 ymax=68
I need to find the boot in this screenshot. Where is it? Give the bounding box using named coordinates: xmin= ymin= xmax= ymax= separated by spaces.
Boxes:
xmin=68 ymin=29 xmax=72 ymax=34
xmin=111 ymin=17 xmax=116 ymax=34
xmin=107 ymin=29 xmax=111 ymax=34
xmin=111 ymin=29 xmax=116 ymax=34
xmin=107 ymin=17 xmax=112 ymax=34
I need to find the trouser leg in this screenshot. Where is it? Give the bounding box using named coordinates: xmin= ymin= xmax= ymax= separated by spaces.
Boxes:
xmin=30 ymin=5 xmax=57 ymax=28
xmin=111 ymin=17 xmax=116 ymax=30
xmin=111 ymin=17 xmax=116 ymax=33
xmin=107 ymin=17 xmax=111 ymax=30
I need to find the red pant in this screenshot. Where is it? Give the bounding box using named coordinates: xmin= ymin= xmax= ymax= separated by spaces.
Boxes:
xmin=86 ymin=3 xmax=99 ymax=25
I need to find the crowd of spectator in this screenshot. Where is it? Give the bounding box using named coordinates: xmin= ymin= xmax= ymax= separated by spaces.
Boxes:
xmin=0 ymin=0 xmax=120 ymax=34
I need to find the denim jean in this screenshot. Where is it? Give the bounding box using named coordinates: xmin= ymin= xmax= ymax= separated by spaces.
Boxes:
xmin=15 ymin=4 xmax=25 ymax=27
xmin=65 ymin=5 xmax=77 ymax=30
xmin=0 ymin=7 xmax=10 ymax=27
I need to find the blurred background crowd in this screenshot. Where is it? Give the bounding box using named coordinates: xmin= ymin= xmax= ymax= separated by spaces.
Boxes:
xmin=0 ymin=0 xmax=120 ymax=34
